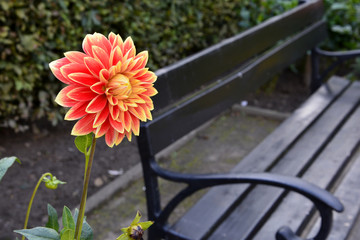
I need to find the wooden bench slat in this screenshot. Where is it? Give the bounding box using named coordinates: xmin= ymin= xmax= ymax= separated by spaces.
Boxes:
xmin=171 ymin=76 xmax=349 ymax=239
xmin=324 ymin=153 xmax=360 ymax=240
xmin=208 ymin=80 xmax=360 ymax=239
xmin=310 ymin=152 xmax=360 ymax=240
xmin=253 ymin=86 xmax=360 ymax=239
xmin=139 ymin=20 xmax=327 ymax=157
xmin=152 ymin=0 xmax=325 ymax=110
xmin=208 ymin=185 xmax=283 ymax=240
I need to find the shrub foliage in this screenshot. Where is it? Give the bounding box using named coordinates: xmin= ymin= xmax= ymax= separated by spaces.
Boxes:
xmin=323 ymin=0 xmax=360 ymax=50
xmin=0 ymin=0 xmax=357 ymax=130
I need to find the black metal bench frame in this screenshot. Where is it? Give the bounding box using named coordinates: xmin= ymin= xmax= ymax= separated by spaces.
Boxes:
xmin=136 ymin=1 xmax=360 ymax=239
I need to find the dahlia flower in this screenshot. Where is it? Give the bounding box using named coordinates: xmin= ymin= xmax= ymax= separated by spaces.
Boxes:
xmin=50 ymin=32 xmax=157 ymax=147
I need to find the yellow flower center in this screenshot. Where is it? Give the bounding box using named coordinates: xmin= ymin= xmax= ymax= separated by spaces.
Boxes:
xmin=107 ymin=74 xmax=132 ymax=100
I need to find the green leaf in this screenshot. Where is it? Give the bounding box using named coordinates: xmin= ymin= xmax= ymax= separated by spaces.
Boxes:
xmin=60 ymin=229 xmax=74 ymax=240
xmin=73 ymin=209 xmax=94 ymax=240
xmin=45 ymin=204 xmax=59 ymax=232
xmin=138 ymin=221 xmax=154 ymax=231
xmin=14 ymin=227 xmax=60 ymax=240
xmin=74 ymin=133 xmax=93 ymax=154
xmin=62 ymin=206 xmax=75 ymax=231
xmin=0 ymin=156 xmax=20 ymax=182
xmin=116 ymin=234 xmax=131 ymax=240
xmin=131 ymin=211 xmax=142 ymax=225
xmin=80 ymin=220 xmax=93 ymax=240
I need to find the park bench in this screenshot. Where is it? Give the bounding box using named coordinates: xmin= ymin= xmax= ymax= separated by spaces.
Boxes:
xmin=136 ymin=0 xmax=360 ymax=239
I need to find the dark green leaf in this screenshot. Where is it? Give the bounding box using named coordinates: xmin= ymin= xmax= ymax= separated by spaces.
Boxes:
xmin=74 ymin=134 xmax=93 ymax=154
xmin=80 ymin=220 xmax=93 ymax=240
xmin=45 ymin=204 xmax=59 ymax=232
xmin=14 ymin=227 xmax=60 ymax=240
xmin=73 ymin=209 xmax=94 ymax=240
xmin=0 ymin=156 xmax=20 ymax=182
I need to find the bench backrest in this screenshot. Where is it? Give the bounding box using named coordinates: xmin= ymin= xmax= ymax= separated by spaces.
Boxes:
xmin=136 ymin=0 xmax=327 ymax=235
xmin=138 ymin=0 xmax=326 ymax=159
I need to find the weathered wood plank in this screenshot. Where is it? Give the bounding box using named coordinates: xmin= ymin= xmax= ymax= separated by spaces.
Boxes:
xmin=139 ymin=20 xmax=328 ymax=158
xmin=252 ymin=84 xmax=360 ymax=239
xmin=171 ymin=76 xmax=349 ymax=239
xmin=152 ymin=0 xmax=325 ymax=110
xmin=208 ymin=80 xmax=360 ymax=239
xmin=309 ymin=151 xmax=360 ymax=240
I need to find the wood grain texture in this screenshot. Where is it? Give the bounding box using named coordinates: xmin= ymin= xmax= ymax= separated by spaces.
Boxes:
xmin=172 ymin=77 xmax=350 ymax=239
xmin=208 ymin=80 xmax=360 ymax=239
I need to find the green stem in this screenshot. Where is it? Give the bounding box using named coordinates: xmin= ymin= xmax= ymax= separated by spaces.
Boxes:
xmin=74 ymin=136 xmax=97 ymax=240
xmin=22 ymin=172 xmax=52 ymax=240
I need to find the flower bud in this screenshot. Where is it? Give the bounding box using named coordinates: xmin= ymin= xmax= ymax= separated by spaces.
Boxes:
xmin=128 ymin=224 xmax=144 ymax=240
xmin=116 ymin=211 xmax=153 ymax=240
xmin=43 ymin=175 xmax=66 ymax=190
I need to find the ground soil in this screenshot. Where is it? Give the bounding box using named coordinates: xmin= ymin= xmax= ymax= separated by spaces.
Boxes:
xmin=0 ymin=69 xmax=309 ymax=239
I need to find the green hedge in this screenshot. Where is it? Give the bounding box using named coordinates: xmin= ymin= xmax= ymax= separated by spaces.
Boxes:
xmin=323 ymin=0 xmax=360 ymax=50
xmin=1 ymin=0 xmax=356 ymax=130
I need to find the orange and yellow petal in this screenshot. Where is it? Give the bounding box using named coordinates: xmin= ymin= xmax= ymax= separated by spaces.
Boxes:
xmin=67 ymin=86 xmax=98 ymax=101
xmin=84 ymin=57 xmax=104 ymax=78
xmin=119 ymin=111 xmax=132 ymax=132
xmin=55 ymin=85 xmax=78 ymax=107
xmin=86 ymin=94 xmax=107 ymax=113
xmin=122 ymin=37 xmax=136 ymax=59
xmin=92 ymin=46 xmax=110 ymax=69
xmin=64 ymin=51 xmax=87 ymax=64
xmin=68 ymin=73 xmax=97 ymax=86
xmin=91 ymin=33 xmax=112 ymax=54
xmin=109 ymin=105 xmax=120 ymax=120
xmin=93 ymin=105 xmax=109 ymax=128
xmin=109 ymin=117 xmax=125 ymax=133
xmin=105 ymin=127 xmax=117 ymax=147
xmin=130 ymin=114 xmax=140 ymax=136
xmin=95 ymin=119 xmax=110 ymax=138
xmin=128 ymin=107 xmax=146 ymax=122
xmin=131 ymin=51 xmax=148 ymax=71
xmin=137 ymin=71 xmax=157 ymax=83
xmin=49 ymin=58 xmax=72 ymax=84
xmin=108 ymin=32 xmax=117 ymax=45
xmin=60 ymin=63 xmax=91 ymax=81
xmin=65 ymin=101 xmax=88 ymax=120
xmin=71 ymin=114 xmax=96 ymax=136
xmin=110 ymin=46 xmax=123 ymax=66
xmin=52 ymin=32 xmax=157 ymax=148
xmin=115 ymin=133 xmax=125 ymax=146
xmin=125 ymin=131 xmax=132 ymax=142
xmin=90 ymin=82 xmax=106 ymax=94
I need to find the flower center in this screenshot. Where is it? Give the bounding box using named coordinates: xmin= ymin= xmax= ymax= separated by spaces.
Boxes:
xmin=107 ymin=74 xmax=132 ymax=99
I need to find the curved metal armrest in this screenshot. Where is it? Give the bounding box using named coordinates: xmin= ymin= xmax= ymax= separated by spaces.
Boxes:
xmin=311 ymin=47 xmax=360 ymax=91
xmin=154 ymin=164 xmax=343 ymax=240
xmin=314 ymin=47 xmax=360 ymax=61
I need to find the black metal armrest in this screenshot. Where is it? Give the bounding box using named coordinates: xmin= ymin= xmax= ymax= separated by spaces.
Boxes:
xmin=314 ymin=47 xmax=360 ymax=60
xmin=152 ymin=163 xmax=343 ymax=240
xmin=311 ymin=47 xmax=360 ymax=92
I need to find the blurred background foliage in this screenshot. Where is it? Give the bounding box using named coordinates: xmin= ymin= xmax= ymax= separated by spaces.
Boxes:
xmin=323 ymin=0 xmax=360 ymax=50
xmin=0 ymin=0 xmax=358 ymax=130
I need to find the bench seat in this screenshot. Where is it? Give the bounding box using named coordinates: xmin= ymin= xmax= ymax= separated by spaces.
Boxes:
xmin=136 ymin=1 xmax=360 ymax=239
xmin=172 ymin=76 xmax=360 ymax=239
